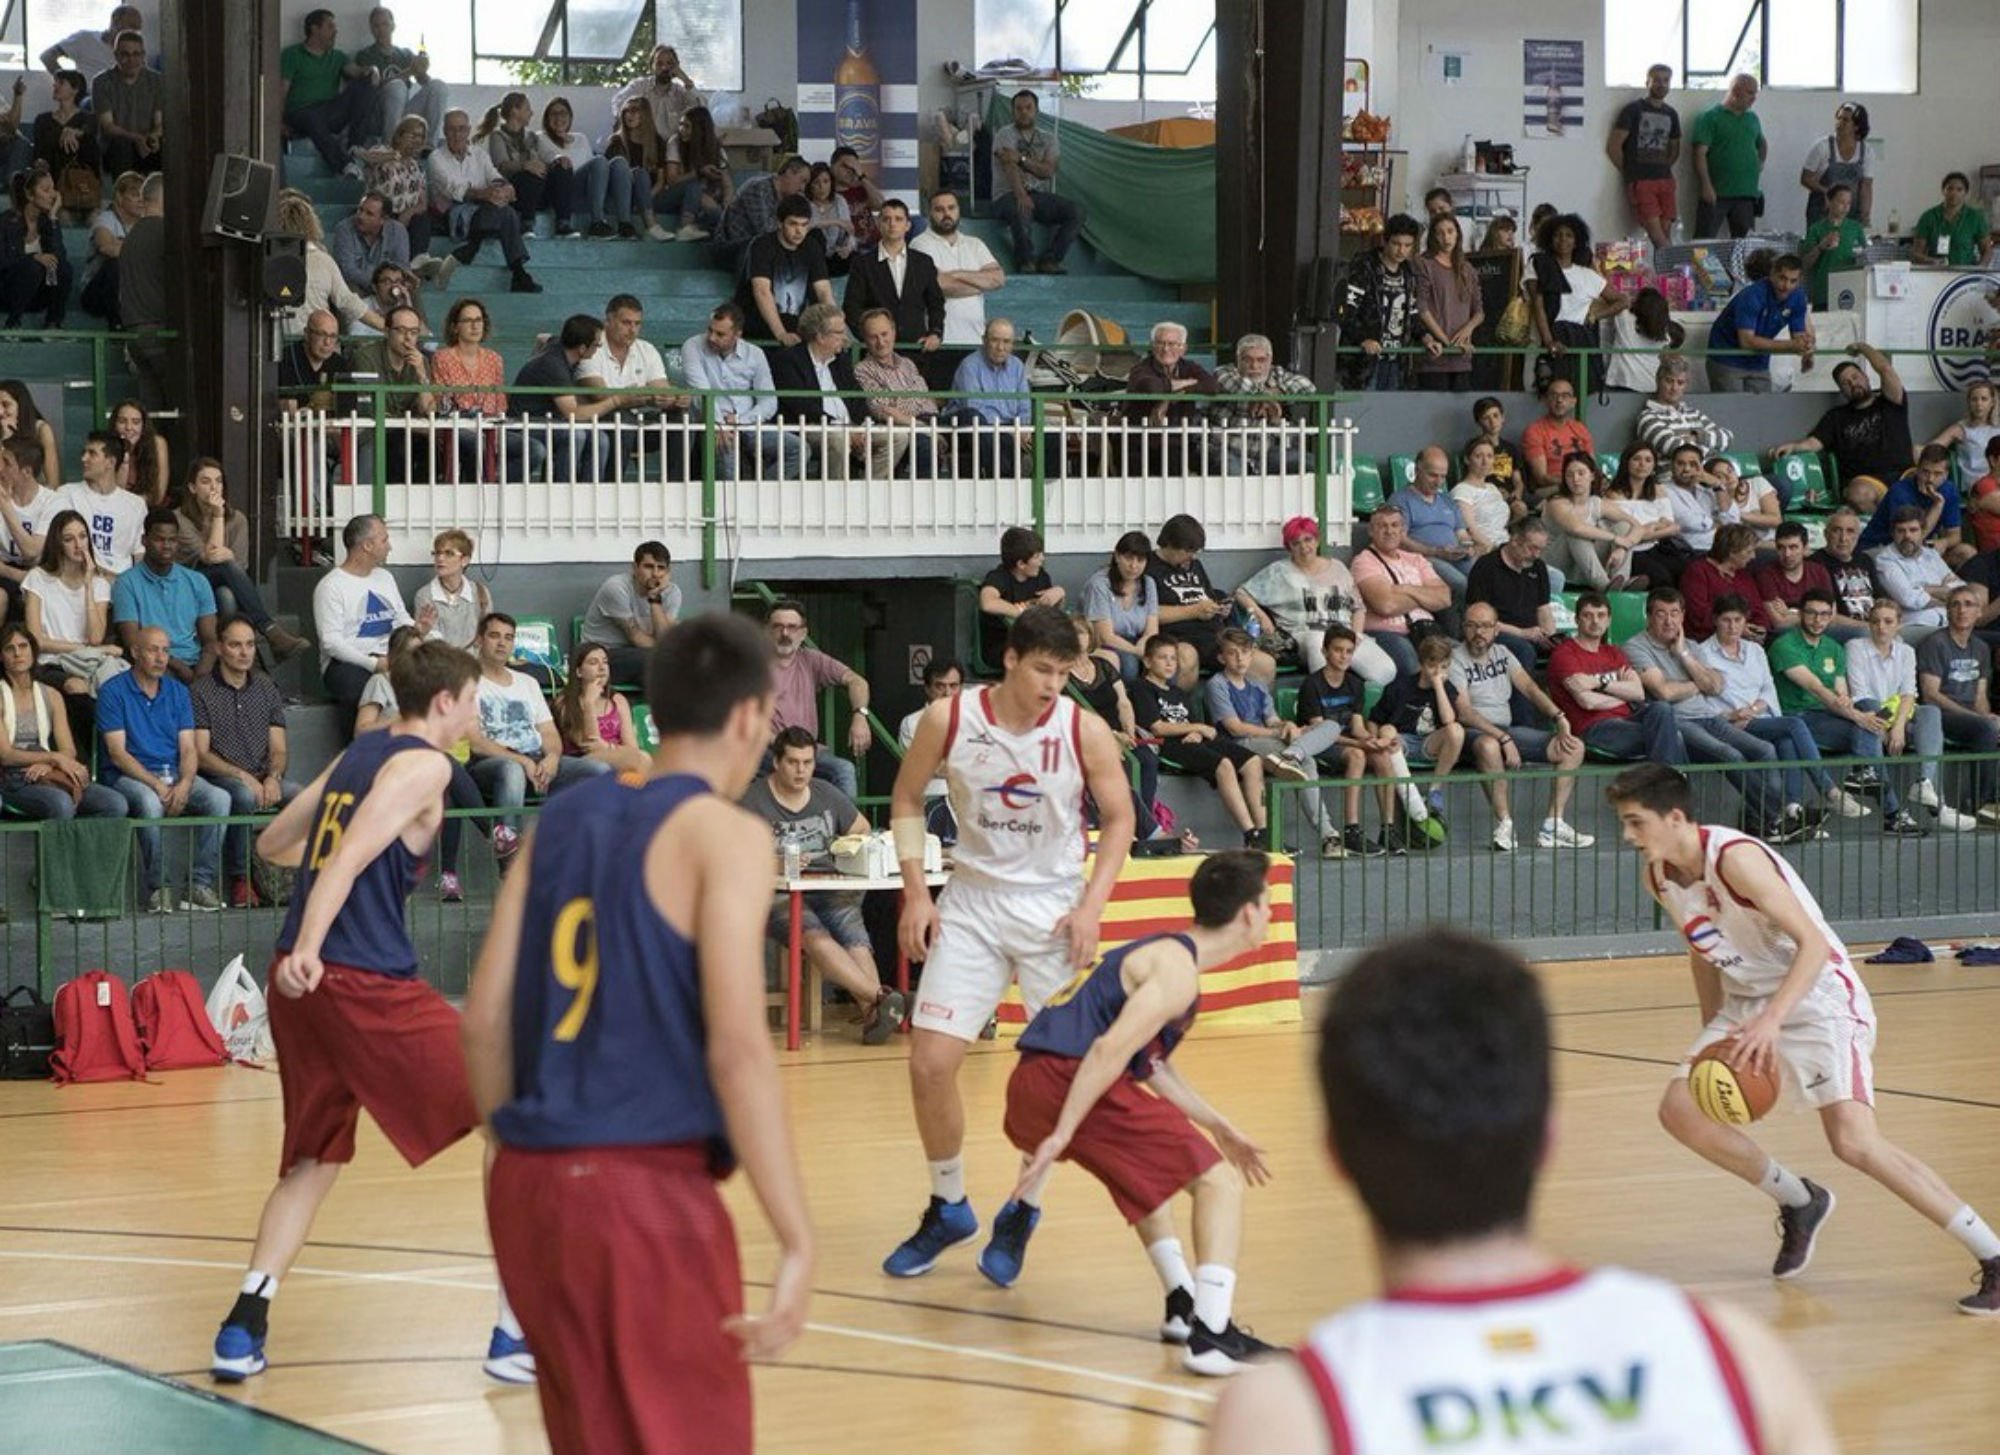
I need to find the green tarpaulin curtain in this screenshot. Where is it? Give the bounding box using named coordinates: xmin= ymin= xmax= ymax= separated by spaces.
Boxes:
xmin=985 ymin=97 xmax=1216 ymax=284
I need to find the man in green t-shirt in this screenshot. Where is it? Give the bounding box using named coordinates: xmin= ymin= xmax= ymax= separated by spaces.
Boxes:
xmin=1770 ymin=588 xmax=1917 ymax=831
xmin=1691 ymin=73 xmax=1765 ymax=239
xmin=1912 ymin=171 xmax=1995 ymax=269
xmin=280 ymin=8 xmax=378 ymax=174
xmin=1802 ymin=183 xmax=1868 ymax=309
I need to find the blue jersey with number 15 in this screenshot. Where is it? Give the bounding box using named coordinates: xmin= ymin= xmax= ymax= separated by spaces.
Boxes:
xmin=491 ymin=771 xmax=731 ymax=1166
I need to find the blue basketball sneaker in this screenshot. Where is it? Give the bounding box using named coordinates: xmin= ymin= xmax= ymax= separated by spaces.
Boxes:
xmin=976 ymin=1199 xmax=1041 ymax=1288
xmin=882 ymin=1195 xmax=978 ymax=1277
xmin=483 ymin=1325 xmax=537 ymax=1384
xmin=211 ymin=1322 xmax=266 ymax=1382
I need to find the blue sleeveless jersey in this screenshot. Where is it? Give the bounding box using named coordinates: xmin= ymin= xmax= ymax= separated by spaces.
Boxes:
xmin=276 ymin=732 xmax=438 ymax=977
xmin=1017 ymin=932 xmax=1199 ymax=1080
xmin=491 ymin=772 xmax=731 ymax=1164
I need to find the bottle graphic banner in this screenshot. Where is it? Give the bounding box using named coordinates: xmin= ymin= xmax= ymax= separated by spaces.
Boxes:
xmin=796 ymin=0 xmax=919 ymax=197
xmin=1521 ymin=38 xmax=1584 ymax=139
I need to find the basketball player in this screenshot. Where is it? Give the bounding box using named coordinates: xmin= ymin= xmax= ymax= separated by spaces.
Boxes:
xmin=210 ymin=642 xmax=534 ymax=1382
xmin=462 ymin=614 xmax=813 ymax=1455
xmin=1004 ymin=850 xmax=1277 ymax=1374
xmin=1608 ymin=762 xmax=2000 ymax=1312
xmin=1206 ymin=927 xmax=1838 ymax=1454
xmin=884 ymin=604 xmax=1135 ymax=1280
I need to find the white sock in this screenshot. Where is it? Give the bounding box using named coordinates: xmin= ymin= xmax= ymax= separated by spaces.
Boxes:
xmin=1946 ymin=1205 xmax=2000 ymax=1260
xmin=240 ymin=1270 xmax=277 ymax=1301
xmin=496 ymin=1285 xmax=524 ymax=1340
xmin=1146 ymin=1237 xmax=1195 ymax=1296
xmin=1759 ymin=1158 xmax=1811 ymax=1208
xmin=1193 ymin=1264 xmax=1236 ymax=1332
xmin=1392 ymin=757 xmax=1427 ymax=820
xmin=929 ymin=1157 xmax=967 ymax=1205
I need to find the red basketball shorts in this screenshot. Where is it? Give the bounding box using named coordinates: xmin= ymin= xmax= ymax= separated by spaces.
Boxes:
xmin=1003 ymin=1052 xmax=1220 ymax=1223
xmin=489 ymin=1144 xmax=749 ymax=1455
xmin=266 ymin=960 xmax=479 ymax=1177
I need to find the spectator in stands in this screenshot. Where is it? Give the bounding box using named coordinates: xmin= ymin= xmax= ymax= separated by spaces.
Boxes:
xmin=1911 ymin=171 xmax=1993 ymax=269
xmin=98 ymin=625 xmax=231 ymax=913
xmin=910 ymin=190 xmax=1003 ymax=353
xmin=410 ymin=528 xmax=491 ymax=652
xmin=280 ymin=10 xmax=375 ymax=175
xmin=1337 ymin=213 xmax=1421 ymax=391
xmin=1527 ymin=211 xmax=1628 ymax=391
xmin=1131 ymin=634 xmax=1269 ymax=848
xmin=739 ymin=195 xmax=834 ymax=345
xmin=1543 ymin=451 xmax=1634 ymax=593
xmin=1150 ymin=511 xmax=1267 ymax=690
xmin=993 ymin=91 xmax=1083 ymax=275
xmin=0 ymin=76 xmax=27 ymax=186
xmin=1692 ymin=72 xmax=1764 ymax=238
xmin=40 ymin=6 xmax=139 ymax=79
xmin=109 ymin=398 xmax=166 ymax=505
xmin=1467 ymin=395 xmax=1528 ymax=502
xmin=1800 ymin=101 xmax=1871 ymax=227
xmin=1874 ymin=504 xmax=1963 ymax=635
xmin=1413 ymin=213 xmax=1483 ymax=392
xmin=1927 ymin=382 xmax=2000 ymax=487
xmin=1705 ymin=252 xmax=1812 ymax=393
xmin=553 ymin=642 xmax=647 ymax=777
xmin=1773 ymin=588 xmax=1921 ymax=834
xmin=1634 ymin=353 xmax=1732 ymax=479
xmin=854 ymin=308 xmax=939 ymax=477
xmin=1351 ymin=502 xmax=1449 ymax=679
xmin=0 ymin=165 xmax=70 ymax=328
xmin=680 ymin=303 xmax=803 ymax=480
xmin=508 ymin=313 xmax=614 ymax=483
xmin=1520 ymin=376 xmax=1593 ymax=501
xmin=0 ymin=621 xmax=125 ymax=820
xmin=59 ymin=430 xmax=143 ymax=574
xmin=117 ymin=173 xmax=169 ymax=414
xmin=0 ymin=437 xmax=57 ymax=608
xmin=1235 ymin=515 xmax=1395 ymax=683
xmin=1812 ymin=506 xmax=1884 ymax=630
xmin=1210 ymin=332 xmax=1314 ymax=473
xmin=765 ymin=596 xmax=871 ymax=800
xmin=1123 ymin=320 xmax=1216 ymax=467
xmin=1802 ymin=182 xmax=1867 ymax=310
xmin=1697 ymin=593 xmax=1851 ymax=825
xmin=468 ymin=612 xmax=609 ymax=856
xmin=1661 ymin=441 xmax=1736 ymax=556
xmin=352 ymin=117 xmax=436 ymax=260
xmin=329 ymin=192 xmax=410 ymax=296
xmin=1849 ymin=596 xmax=1970 ymax=831
xmin=1206 ymin=627 xmax=1309 ymax=775
xmin=540 ymin=96 xmax=638 ymax=240
xmin=948 ymin=317 xmax=1039 ymax=478
xmin=1967 ymin=437 xmax=2000 ymax=564
xmin=898 ymin=655 xmax=962 ymax=843
xmin=477 ymin=92 xmax=574 ymax=238
xmin=1365 ymin=632 xmax=1462 ymax=847
xmin=1606 ymin=63 xmax=1681 ymax=248
xmin=829 ymin=146 xmax=884 ymax=257
xmin=20 ymin=510 xmax=114 ymax=688
xmin=1680 ymin=523 xmax=1769 ymax=641
xmin=1917 ymin=586 xmax=2000 ymax=822
xmin=80 ymin=171 xmax=142 ymax=326
xmin=276 ymin=311 xmax=350 ymax=424
xmin=274 ymin=190 xmax=386 ymax=336
xmin=1451 ymin=441 xmax=1515 ymax=553
xmin=578 ymin=293 xmax=689 ymax=476
xmin=0 ymin=380 xmax=58 ymax=484
xmin=1451 ymin=602 xmax=1593 ymax=851
xmin=802 ymin=162 xmax=858 ymax=273
xmin=842 ymin=198 xmax=943 ymax=351
xmin=431 ymin=297 xmax=505 ymax=417
xmin=1082 ymin=530 xmax=1160 ymax=683
xmin=1548 ymin=592 xmax=1689 ymax=764
xmin=32 ymin=69 xmax=99 ymax=191
xmin=193 ymin=614 xmax=302 ymax=905
xmin=771 ymin=302 xmax=884 ymax=478
xmin=977 ymin=527 xmax=1063 ymax=669
xmin=1861 ymin=442 xmax=1966 ymax=558
xmin=1773 ymin=343 xmax=1910 ymax=514
xmin=1061 ymin=613 xmax=1167 ymax=845
xmin=611 ymin=43 xmax=704 ymax=170
xmin=374 ymin=304 xmax=436 ymax=483
xmin=1754 ymin=520 xmax=1839 ymax=636
xmin=112 ymin=507 xmax=217 ymax=684
xmin=313 ymin=513 xmax=428 ymax=733
xmin=1392 ymin=445 xmax=1479 ymax=597
xmin=427 ymin=109 xmax=541 ymax=295
xmin=93 ymin=27 xmax=160 ymax=176
xmin=354 ymin=6 xmax=447 ymax=147
xmin=656 ymin=106 xmax=733 ymax=241
xmin=173 ymin=459 xmax=305 ymax=659
xmin=1712 ymin=453 xmax=1782 ymax=549
xmin=579 ymin=540 xmax=678 ymax=687
xmin=711 ymin=155 xmax=811 ymax=275
xmin=604 ymin=96 xmax=673 ymax=240
xmin=1277 ymin=624 xmax=1386 ymax=858
xmin=1464 ymin=515 xmax=1557 ymax=664
xmin=1600 ymin=444 xmax=1684 ymax=587
xmin=743 ymin=727 xmax=907 ymax=1043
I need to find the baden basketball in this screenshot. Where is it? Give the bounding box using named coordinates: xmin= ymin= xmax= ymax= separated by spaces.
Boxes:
xmin=1688 ymin=1041 xmax=1779 ymax=1125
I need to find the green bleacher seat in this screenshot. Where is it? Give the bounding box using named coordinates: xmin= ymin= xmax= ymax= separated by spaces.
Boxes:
xmin=1275 ymin=685 xmax=1298 ymax=723
xmin=1607 ymin=592 xmax=1646 ymax=645
xmin=632 ymin=702 xmax=658 ymax=751
xmin=1724 ymin=450 xmax=1763 ymax=480
xmin=1361 ymin=679 xmax=1384 ymax=717
xmin=510 ymin=615 xmax=564 ymax=681
xmin=1770 ymin=450 xmax=1832 ymax=511
xmin=1385 ymin=453 xmax=1419 ymax=493
xmin=1596 ymin=451 xmax=1622 ymax=482
xmin=1351 ymin=458 xmax=1386 ymax=515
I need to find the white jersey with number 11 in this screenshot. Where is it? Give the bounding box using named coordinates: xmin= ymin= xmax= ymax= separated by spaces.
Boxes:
xmin=939 ymin=686 xmax=1087 ymax=893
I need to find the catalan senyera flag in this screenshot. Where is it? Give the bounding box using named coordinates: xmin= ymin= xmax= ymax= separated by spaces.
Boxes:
xmin=996 ymin=854 xmax=1301 ymax=1031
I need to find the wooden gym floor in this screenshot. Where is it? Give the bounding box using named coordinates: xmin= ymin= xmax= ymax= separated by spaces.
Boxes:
xmin=1 ymin=949 xmax=1997 ymax=1454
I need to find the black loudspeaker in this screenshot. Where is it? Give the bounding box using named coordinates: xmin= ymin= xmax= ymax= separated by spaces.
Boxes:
xmin=202 ymin=152 xmax=275 ymax=242
xmin=262 ymin=235 xmax=306 ymax=306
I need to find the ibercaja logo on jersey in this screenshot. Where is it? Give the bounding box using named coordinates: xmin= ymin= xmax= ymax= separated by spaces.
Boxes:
xmin=1925 ymin=273 xmax=2000 ymax=392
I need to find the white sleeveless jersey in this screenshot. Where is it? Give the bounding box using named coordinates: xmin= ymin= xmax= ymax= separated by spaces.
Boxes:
xmin=940 ymin=686 xmax=1087 ymax=892
xmin=1298 ymin=1268 xmax=1759 ymax=1455
xmin=1651 ymin=825 xmax=1869 ymax=1013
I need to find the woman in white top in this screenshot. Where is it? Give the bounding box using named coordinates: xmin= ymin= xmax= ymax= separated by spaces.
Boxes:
xmin=20 ymin=507 xmax=118 ymax=699
xmin=1233 ymin=516 xmax=1397 ymax=682
xmin=1600 ymin=287 xmax=1688 ymax=394
xmin=539 ymin=96 xmax=647 ymax=240
xmin=1450 ymin=439 xmax=1516 ymax=553
xmin=273 ymin=189 xmax=385 ymax=337
xmin=1799 ymin=102 xmax=1873 ymax=227
xmin=0 ymin=621 xmax=125 ymax=819
xmin=1603 ymin=443 xmax=1684 ymax=588
xmin=1711 ymin=455 xmax=1782 ymax=548
xmin=1542 ymin=451 xmax=1639 ymax=590
xmin=1927 ymin=382 xmax=2000 ymax=486
xmin=1527 ymin=212 xmax=1629 ymax=391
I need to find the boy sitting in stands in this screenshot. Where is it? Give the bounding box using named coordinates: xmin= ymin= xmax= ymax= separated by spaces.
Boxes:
xmin=1130 ymin=635 xmax=1269 ymax=848
xmin=1363 ymin=631 xmax=1461 ymax=852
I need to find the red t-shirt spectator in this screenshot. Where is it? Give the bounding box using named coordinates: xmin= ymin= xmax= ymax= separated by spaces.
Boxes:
xmin=1971 ymin=473 xmax=2000 ymax=554
xmin=1750 ymin=558 xmax=1835 ymax=621
xmin=1679 ymin=558 xmax=1772 ymax=639
xmin=1522 ymin=416 xmax=1595 ymax=485
xmin=1548 ymin=637 xmax=1638 ymax=732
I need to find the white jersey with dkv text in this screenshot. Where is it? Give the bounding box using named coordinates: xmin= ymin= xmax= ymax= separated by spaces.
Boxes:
xmin=939 ymin=686 xmax=1087 ymax=892
xmin=1297 ymin=1267 xmax=1759 ymax=1455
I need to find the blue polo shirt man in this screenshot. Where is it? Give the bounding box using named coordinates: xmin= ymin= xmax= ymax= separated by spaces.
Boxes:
xmin=111 ymin=508 xmax=217 ymax=681
xmin=1705 ymin=258 xmax=1812 ymax=393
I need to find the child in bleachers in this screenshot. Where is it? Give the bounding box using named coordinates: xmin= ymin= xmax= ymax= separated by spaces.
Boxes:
xmin=1364 ymin=632 xmax=1461 ymax=851
xmin=1130 ymin=635 xmax=1269 ymax=848
xmin=1279 ymin=624 xmax=1388 ymax=859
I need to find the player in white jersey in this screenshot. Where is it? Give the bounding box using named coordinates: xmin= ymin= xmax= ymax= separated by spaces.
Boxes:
xmin=1206 ymin=927 xmax=1837 ymax=1455
xmin=883 ymin=605 xmax=1134 ymax=1282
xmin=1609 ymin=763 xmax=2000 ymax=1312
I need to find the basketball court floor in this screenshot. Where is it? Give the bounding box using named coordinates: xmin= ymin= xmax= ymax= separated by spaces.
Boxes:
xmin=0 ymin=949 xmax=1995 ymax=1454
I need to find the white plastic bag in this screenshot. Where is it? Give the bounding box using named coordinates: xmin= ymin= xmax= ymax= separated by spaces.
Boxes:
xmin=205 ymin=955 xmax=275 ymax=1063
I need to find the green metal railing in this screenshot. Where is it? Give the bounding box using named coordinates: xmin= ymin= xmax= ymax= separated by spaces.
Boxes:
xmin=0 ymin=326 xmax=179 ymax=423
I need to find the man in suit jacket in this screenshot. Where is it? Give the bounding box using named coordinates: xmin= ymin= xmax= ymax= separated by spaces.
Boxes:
xmin=769 ymin=302 xmax=890 ymax=477
xmin=842 ymin=198 xmax=945 ymax=357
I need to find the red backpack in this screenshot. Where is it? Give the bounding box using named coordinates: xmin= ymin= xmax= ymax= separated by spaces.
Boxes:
xmin=132 ymin=971 xmax=228 ymax=1071
xmin=50 ymin=971 xmax=146 ymax=1085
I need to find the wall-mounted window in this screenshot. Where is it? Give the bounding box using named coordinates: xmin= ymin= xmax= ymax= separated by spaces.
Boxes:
xmin=1604 ymin=0 xmax=1917 ymax=93
xmin=975 ymin=0 xmax=1216 ymax=105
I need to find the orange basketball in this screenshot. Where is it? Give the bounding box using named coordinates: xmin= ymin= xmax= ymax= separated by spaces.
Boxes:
xmin=1688 ymin=1040 xmax=1779 ymax=1125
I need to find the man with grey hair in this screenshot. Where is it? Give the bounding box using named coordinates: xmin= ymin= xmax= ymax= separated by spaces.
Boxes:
xmin=1213 ymin=333 xmax=1314 ymax=472
xmin=771 ymin=302 xmax=883 ymax=477
xmin=1691 ymin=71 xmax=1764 ymax=238
xmin=1124 ymin=319 xmax=1216 ymax=473
xmin=1350 ymin=502 xmax=1451 ymax=677
xmin=949 ymin=316 xmax=1041 ymax=478
xmin=1634 ymin=352 xmax=1732 ymax=483
xmin=1390 ymin=445 xmax=1478 ymax=599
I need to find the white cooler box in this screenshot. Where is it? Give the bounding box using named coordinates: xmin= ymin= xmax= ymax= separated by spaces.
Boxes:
xmin=828 ymin=831 xmax=942 ymax=878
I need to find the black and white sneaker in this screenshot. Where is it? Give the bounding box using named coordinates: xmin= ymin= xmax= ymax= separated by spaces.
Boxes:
xmin=1160 ymin=1287 xmax=1194 ymax=1344
xmin=1772 ymin=1180 xmax=1835 ymax=1280
xmin=1182 ymin=1318 xmax=1280 ymax=1376
xmin=1882 ymin=808 xmax=1928 ymax=837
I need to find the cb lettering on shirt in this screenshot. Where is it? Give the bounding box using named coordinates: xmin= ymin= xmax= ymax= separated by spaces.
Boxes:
xmin=306 ymin=791 xmax=357 ymax=870
xmin=1412 ymin=1362 xmax=1647 ymax=1444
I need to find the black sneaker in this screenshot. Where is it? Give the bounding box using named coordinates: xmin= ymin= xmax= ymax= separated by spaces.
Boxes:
xmin=1882 ymin=808 xmax=1928 ymax=837
xmin=1958 ymin=1256 xmax=2000 ymax=1316
xmin=510 ymin=268 xmax=544 ymax=294
xmin=1844 ymin=766 xmax=1885 ymax=795
xmin=1343 ymin=824 xmax=1387 ymax=857
xmin=1160 ymin=1286 xmax=1194 ymax=1344
xmin=1182 ymin=1318 xmax=1280 ymax=1376
xmin=1242 ymin=827 xmax=1269 ymax=849
xmin=1377 ymin=825 xmax=1408 ymax=856
xmin=1772 ymin=1180 xmax=1835 ymax=1279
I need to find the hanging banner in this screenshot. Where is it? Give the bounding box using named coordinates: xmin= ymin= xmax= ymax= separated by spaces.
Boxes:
xmin=796 ymin=0 xmax=918 ymax=199
xmin=1522 ymin=38 xmax=1584 ymax=138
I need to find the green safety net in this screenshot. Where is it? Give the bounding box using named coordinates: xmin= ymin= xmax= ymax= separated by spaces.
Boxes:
xmin=985 ymin=96 xmax=1216 ymax=283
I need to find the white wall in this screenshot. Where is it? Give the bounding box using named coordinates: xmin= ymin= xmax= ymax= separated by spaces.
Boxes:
xmin=1388 ymin=0 xmax=1992 ymax=240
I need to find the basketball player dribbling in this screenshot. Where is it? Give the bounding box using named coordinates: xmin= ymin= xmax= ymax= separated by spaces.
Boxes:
xmin=462 ymin=614 xmax=813 ymax=1455
xmin=884 ymin=605 xmax=1135 ymax=1283
xmin=210 ymin=643 xmax=534 ymax=1382
xmin=1207 ymin=927 xmax=1838 ymax=1454
xmin=1005 ymin=850 xmax=1277 ymax=1372
xmin=1608 ymin=763 xmax=2000 ymax=1312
